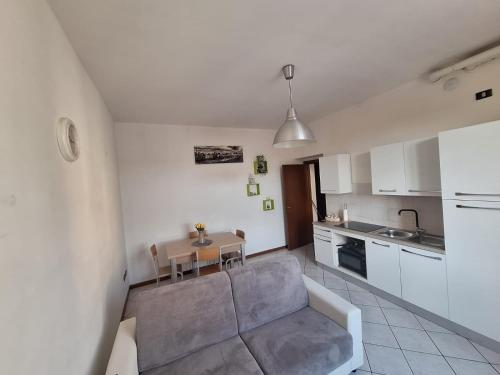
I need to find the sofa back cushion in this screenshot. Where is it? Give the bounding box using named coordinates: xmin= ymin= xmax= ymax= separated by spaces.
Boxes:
xmin=227 ymin=255 xmax=308 ymax=332
xmin=136 ymin=272 xmax=238 ymax=372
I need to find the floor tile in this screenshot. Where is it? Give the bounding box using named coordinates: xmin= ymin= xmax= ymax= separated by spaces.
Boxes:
xmin=415 ymin=315 xmax=453 ymax=334
xmin=328 ymin=289 xmax=351 ymax=302
xmin=391 ymin=326 xmax=440 ymax=354
xmin=364 ymin=344 xmax=412 ymax=375
xmin=346 ymin=280 xmax=366 ymax=292
xmin=403 ymin=350 xmax=454 ymax=375
xmin=470 ymin=341 xmax=500 ymax=365
xmin=428 ymin=332 xmax=486 ymax=362
xmin=360 ymin=345 xmax=371 ymax=371
xmin=446 ymin=357 xmax=499 ymax=375
xmin=304 ymin=274 xmax=324 ymax=285
xmin=494 ymin=364 xmax=500 ymax=372
xmin=383 ymin=308 xmax=423 ymax=329
xmin=375 ymin=295 xmax=405 ymax=310
xmin=323 ymin=272 xmax=348 ymax=290
xmin=362 ymin=322 xmax=399 ymax=348
xmin=349 ymin=291 xmax=379 ymax=306
xmin=357 ymin=305 xmax=387 ymax=325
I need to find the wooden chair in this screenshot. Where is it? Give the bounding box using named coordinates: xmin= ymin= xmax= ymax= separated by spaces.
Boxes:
xmin=223 ymin=229 xmax=245 ymax=270
xmin=189 ymin=230 xmax=208 ymax=239
xmin=149 ymin=244 xmax=183 ymax=286
xmin=195 ymin=246 xmax=222 ymax=276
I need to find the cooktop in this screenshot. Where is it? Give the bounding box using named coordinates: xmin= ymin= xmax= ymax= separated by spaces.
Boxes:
xmin=335 ymin=221 xmax=385 ymax=233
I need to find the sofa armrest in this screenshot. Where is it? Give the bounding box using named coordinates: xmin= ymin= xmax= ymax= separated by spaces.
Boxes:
xmin=105 ymin=318 xmax=139 ymax=375
xmin=302 ymin=275 xmax=363 ymax=370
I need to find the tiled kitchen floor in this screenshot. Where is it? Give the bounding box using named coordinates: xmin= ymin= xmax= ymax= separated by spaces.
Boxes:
xmin=123 ymin=244 xmax=500 ymax=375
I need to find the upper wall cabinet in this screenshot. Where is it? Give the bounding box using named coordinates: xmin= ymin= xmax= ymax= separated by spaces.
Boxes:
xmin=319 ymin=154 xmax=352 ymax=194
xmin=404 ymin=138 xmax=441 ymax=196
xmin=370 ymin=137 xmax=441 ymax=196
xmin=439 ymin=120 xmax=500 ymax=200
xmin=370 ymin=143 xmax=406 ymax=195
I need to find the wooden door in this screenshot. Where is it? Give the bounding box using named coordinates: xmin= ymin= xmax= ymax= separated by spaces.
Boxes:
xmin=282 ymin=165 xmax=313 ymax=249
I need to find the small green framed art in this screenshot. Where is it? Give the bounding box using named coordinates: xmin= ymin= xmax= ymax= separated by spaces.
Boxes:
xmin=247 ymin=183 xmax=260 ymax=197
xmin=263 ymin=197 xmax=275 ymax=211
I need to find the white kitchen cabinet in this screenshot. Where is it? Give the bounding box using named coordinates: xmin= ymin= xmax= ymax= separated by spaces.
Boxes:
xmin=439 ymin=120 xmax=500 ymax=200
xmin=366 ymin=238 xmax=401 ymax=297
xmin=370 ymin=143 xmax=406 ymax=195
xmin=442 ymin=199 xmax=500 ymax=341
xmin=371 ymin=138 xmax=441 ymax=196
xmin=399 ymin=245 xmax=448 ymax=317
xmin=404 ymin=137 xmax=441 ymax=196
xmin=319 ymin=154 xmax=352 ymax=194
xmin=313 ymin=226 xmax=336 ymax=268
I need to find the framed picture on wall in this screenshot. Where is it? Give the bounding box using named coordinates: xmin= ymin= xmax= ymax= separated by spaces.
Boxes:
xmin=194 ymin=146 xmax=243 ymax=164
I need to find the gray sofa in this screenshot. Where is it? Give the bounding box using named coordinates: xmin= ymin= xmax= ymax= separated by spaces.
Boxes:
xmin=106 ymin=255 xmax=363 ymax=375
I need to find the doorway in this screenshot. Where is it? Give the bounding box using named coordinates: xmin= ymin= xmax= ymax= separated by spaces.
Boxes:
xmin=282 ymin=164 xmax=314 ymax=250
xmin=303 ymin=159 xmax=326 ymax=222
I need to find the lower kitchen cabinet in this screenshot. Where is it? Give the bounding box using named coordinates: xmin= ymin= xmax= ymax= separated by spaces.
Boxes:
xmin=366 ymin=239 xmax=401 ymax=297
xmin=400 ymin=245 xmax=449 ymax=318
xmin=314 ymin=234 xmax=336 ymax=268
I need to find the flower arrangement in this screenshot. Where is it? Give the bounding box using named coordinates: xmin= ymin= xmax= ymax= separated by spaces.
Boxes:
xmin=194 ymin=223 xmax=205 ymax=232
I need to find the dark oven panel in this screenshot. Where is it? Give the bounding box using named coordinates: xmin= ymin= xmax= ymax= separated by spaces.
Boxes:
xmin=338 ymin=238 xmax=367 ymax=278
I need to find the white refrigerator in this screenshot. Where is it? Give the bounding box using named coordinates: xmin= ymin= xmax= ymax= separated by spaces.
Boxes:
xmin=439 ymin=120 xmax=500 ymax=342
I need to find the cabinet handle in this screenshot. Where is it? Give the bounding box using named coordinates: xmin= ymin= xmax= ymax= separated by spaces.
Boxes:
xmin=314 ymin=237 xmax=331 ymax=243
xmin=408 ymin=189 xmax=441 ymax=193
xmin=401 ymin=248 xmax=442 ymax=261
xmin=372 ymin=241 xmax=390 ymax=247
xmin=315 ymin=227 xmax=331 ymax=232
xmin=379 ymin=189 xmax=397 ymax=193
xmin=455 ymin=192 xmax=500 ymax=197
xmin=456 ymin=204 xmax=500 ymax=211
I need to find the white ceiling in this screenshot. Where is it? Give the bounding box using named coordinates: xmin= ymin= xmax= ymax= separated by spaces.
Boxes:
xmin=48 ymin=0 xmax=500 ymax=129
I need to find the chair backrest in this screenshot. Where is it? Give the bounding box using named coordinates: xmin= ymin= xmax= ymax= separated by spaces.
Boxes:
xmin=149 ymin=244 xmax=160 ymax=276
xmin=196 ymin=246 xmax=220 ymax=262
xmin=236 ymin=229 xmax=245 ymax=239
xmin=189 ymin=230 xmax=208 ymax=239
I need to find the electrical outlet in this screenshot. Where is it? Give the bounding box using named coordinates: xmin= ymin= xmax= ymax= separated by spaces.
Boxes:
xmin=475 ymin=89 xmax=493 ymax=100
xmin=123 ymin=269 xmax=127 ymax=282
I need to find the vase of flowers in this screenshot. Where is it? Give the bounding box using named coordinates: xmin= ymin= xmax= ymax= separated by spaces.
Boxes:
xmin=194 ymin=223 xmax=206 ymax=244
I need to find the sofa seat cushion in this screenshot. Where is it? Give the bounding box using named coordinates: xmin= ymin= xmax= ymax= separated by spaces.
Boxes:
xmin=241 ymin=307 xmax=353 ymax=375
xmin=227 ymin=255 xmax=308 ymax=332
xmin=136 ymin=272 xmax=238 ymax=372
xmin=141 ymin=336 xmax=263 ymax=375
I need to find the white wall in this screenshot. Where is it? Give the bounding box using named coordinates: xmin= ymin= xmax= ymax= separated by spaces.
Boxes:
xmin=115 ymin=122 xmax=300 ymax=284
xmin=298 ymin=58 xmax=500 ymax=233
xmin=0 ymin=1 xmax=127 ymax=374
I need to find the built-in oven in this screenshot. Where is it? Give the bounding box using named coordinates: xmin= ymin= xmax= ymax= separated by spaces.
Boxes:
xmin=338 ymin=238 xmax=367 ymax=278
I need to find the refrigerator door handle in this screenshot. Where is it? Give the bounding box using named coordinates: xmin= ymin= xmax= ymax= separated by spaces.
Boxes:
xmin=455 ymin=192 xmax=500 ymax=197
xmin=456 ymin=204 xmax=500 ymax=211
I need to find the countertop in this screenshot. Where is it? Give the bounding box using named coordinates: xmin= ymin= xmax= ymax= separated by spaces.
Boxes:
xmin=313 ymin=221 xmax=445 ymax=255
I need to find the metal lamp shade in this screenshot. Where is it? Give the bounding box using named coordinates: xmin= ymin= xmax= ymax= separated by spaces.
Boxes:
xmin=273 ymin=108 xmax=316 ymax=148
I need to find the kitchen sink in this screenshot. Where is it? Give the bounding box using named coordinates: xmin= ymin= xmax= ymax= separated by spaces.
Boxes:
xmin=410 ymin=234 xmax=445 ymax=249
xmin=377 ymin=229 xmax=416 ymax=239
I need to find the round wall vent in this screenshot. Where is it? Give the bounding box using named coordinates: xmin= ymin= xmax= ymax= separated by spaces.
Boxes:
xmin=56 ymin=117 xmax=79 ymax=162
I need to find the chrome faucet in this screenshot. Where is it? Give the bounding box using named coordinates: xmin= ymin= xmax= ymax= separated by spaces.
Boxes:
xmin=398 ymin=209 xmax=424 ymax=235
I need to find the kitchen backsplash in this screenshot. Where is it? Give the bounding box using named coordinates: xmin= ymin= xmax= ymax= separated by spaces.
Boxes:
xmin=326 ymin=183 xmax=444 ymax=235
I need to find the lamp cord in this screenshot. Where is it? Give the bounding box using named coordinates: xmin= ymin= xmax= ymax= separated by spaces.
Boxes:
xmin=288 ymin=79 xmax=294 ymax=108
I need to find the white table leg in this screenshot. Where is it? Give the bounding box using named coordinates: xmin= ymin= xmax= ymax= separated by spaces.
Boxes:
xmin=170 ymin=257 xmax=177 ymax=282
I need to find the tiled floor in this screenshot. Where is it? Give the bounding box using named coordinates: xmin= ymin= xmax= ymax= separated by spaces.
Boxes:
xmin=123 ymin=244 xmax=500 ymax=375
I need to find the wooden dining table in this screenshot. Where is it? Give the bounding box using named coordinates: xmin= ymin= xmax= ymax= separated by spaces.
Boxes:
xmin=165 ymin=232 xmax=246 ymax=282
